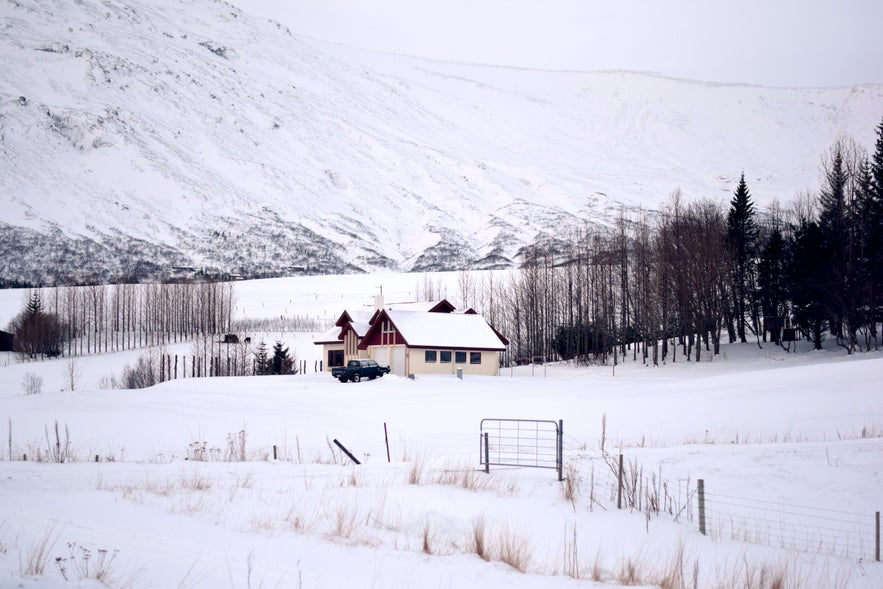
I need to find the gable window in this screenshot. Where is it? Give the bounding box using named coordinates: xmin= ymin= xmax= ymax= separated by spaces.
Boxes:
xmin=439 ymin=350 xmax=452 ymax=363
xmin=425 ymin=350 xmax=437 ymax=363
xmin=470 ymin=352 xmax=482 ymax=364
xmin=455 ymin=351 xmax=467 ymax=364
xmin=382 ymin=320 xmax=394 ymax=333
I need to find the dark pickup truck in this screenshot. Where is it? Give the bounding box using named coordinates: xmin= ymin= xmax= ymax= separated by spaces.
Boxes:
xmin=331 ymin=359 xmax=390 ymax=383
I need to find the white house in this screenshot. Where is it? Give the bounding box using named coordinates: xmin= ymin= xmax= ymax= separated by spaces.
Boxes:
xmin=314 ymin=297 xmax=509 ymax=377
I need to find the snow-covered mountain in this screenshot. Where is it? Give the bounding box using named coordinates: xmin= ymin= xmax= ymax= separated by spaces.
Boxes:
xmin=1 ymin=0 xmax=881 ymax=285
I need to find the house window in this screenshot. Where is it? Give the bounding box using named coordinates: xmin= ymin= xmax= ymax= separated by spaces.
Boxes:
xmin=470 ymin=352 xmax=481 ymax=364
xmin=382 ymin=320 xmax=394 ymax=333
xmin=425 ymin=350 xmax=437 ymax=363
xmin=439 ymin=350 xmax=452 ymax=363
xmin=328 ymin=350 xmax=344 ymax=367
xmin=455 ymin=351 xmax=467 ymax=364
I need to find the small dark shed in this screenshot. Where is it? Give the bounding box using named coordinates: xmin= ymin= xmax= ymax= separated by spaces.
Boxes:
xmin=0 ymin=330 xmax=14 ymax=352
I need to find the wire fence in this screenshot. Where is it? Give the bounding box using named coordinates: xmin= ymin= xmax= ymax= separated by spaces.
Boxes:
xmin=561 ymin=431 xmax=880 ymax=562
xmin=703 ymin=489 xmax=876 ymax=561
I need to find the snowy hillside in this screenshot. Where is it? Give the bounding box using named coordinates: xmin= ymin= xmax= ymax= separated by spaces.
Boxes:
xmin=2 ymin=0 xmax=882 ymax=284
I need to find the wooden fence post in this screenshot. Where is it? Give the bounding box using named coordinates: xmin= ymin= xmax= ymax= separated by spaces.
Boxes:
xmin=332 ymin=439 xmax=360 ymax=465
xmin=557 ymin=419 xmax=564 ymax=482
xmin=384 ymin=422 xmax=391 ymax=463
xmin=483 ymin=432 xmax=490 ymax=474
xmin=876 ymin=511 xmax=880 ymax=562
xmin=698 ymin=479 xmax=706 ymax=535
xmin=617 ymin=454 xmax=624 ymax=509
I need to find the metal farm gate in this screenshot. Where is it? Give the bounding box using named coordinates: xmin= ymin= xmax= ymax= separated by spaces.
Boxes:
xmin=479 ymin=418 xmax=563 ymax=481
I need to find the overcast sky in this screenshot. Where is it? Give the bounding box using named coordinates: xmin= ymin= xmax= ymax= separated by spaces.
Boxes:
xmin=235 ymin=0 xmax=883 ymax=87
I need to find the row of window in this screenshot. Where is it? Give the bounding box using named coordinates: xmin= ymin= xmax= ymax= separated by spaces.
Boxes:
xmin=424 ymin=350 xmax=481 ymax=364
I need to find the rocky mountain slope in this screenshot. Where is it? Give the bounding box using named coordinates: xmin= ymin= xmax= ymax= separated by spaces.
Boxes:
xmin=1 ymin=0 xmax=881 ymax=285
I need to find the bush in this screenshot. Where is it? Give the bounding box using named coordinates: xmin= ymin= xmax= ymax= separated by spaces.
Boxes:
xmin=21 ymin=372 xmax=43 ymax=395
xmin=8 ymin=291 xmax=68 ymax=359
xmin=119 ymin=351 xmax=161 ymax=389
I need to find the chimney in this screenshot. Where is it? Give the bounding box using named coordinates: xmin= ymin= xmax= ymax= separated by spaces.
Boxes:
xmin=374 ymin=294 xmax=384 ymax=310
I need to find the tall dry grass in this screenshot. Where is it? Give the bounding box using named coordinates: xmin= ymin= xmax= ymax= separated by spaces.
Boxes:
xmin=20 ymin=526 xmax=58 ymax=576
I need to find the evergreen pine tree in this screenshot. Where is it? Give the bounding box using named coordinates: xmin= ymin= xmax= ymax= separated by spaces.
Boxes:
xmin=871 ymin=117 xmax=883 ymax=207
xmin=790 ymin=220 xmax=827 ymax=350
xmin=818 ymin=147 xmax=848 ymax=253
xmin=727 ymin=173 xmax=760 ymax=342
xmin=868 ymin=118 xmax=883 ymax=342
xmin=24 ymin=290 xmax=43 ymax=321
xmin=253 ymin=340 xmax=269 ymax=375
xmin=851 ymin=159 xmax=877 ymax=341
xmin=757 ymin=227 xmax=789 ymax=345
xmin=270 ymin=341 xmax=295 ymax=375
xmin=817 ymin=144 xmax=856 ymax=348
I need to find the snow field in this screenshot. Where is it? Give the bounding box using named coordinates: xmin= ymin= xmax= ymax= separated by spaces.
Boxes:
xmin=0 ymin=272 xmax=881 ymax=588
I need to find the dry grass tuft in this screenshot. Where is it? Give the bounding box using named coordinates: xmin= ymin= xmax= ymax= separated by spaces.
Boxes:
xmin=422 ymin=519 xmax=434 ymax=555
xmin=179 ymin=471 xmax=213 ymax=492
xmin=339 ymin=469 xmax=359 ymax=487
xmin=249 ymin=514 xmax=277 ymax=534
xmin=20 ymin=526 xmax=58 ymax=576
xmin=657 ymin=540 xmax=693 ymax=589
xmin=234 ymin=471 xmax=254 ymax=489
xmin=407 ymin=455 xmax=426 ymax=485
xmin=497 ymin=525 xmax=531 ymax=573
xmin=732 ymin=558 xmax=789 ymax=589
xmin=329 ymin=503 xmax=358 ymax=539
xmin=562 ymin=524 xmax=581 ymax=579
xmin=592 ymin=548 xmax=603 ymax=582
xmin=435 ymin=466 xmax=487 ymax=491
xmin=471 ymin=516 xmax=490 ymax=561
xmin=617 ymin=555 xmax=641 ymax=586
xmin=285 ymin=503 xmax=316 ymax=533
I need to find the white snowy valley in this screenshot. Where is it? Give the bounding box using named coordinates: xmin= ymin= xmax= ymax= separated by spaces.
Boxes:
xmin=2 ymin=0 xmax=882 ymax=587
xmin=0 ymin=272 xmax=881 ymax=589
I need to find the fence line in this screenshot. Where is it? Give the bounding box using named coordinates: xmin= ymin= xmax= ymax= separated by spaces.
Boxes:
xmin=560 ymin=433 xmax=878 ymax=562
xmin=700 ymin=485 xmax=876 ymax=561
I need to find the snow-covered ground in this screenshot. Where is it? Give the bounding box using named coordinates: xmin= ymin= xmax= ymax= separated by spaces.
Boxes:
xmin=1 ymin=272 xmax=881 ymax=588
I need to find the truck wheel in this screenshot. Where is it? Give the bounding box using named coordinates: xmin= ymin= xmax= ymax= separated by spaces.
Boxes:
xmin=352 ymin=373 xmax=361 ymax=383
xmin=339 ymin=377 xmax=348 ymax=383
